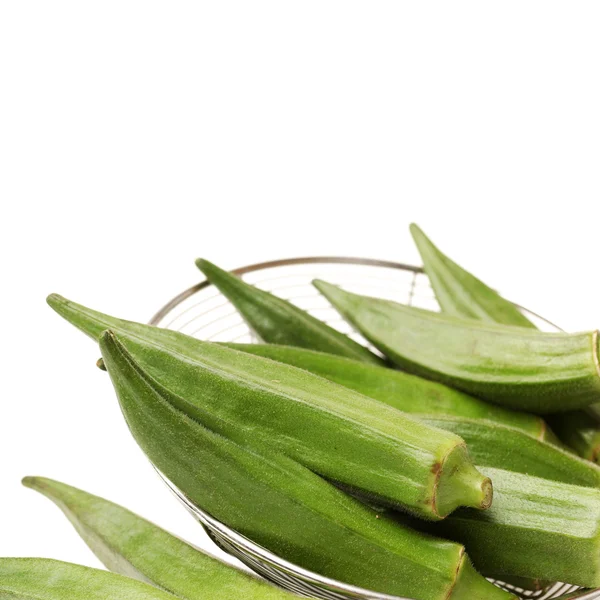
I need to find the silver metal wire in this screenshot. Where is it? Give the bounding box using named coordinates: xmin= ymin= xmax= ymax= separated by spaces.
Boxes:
xmin=149 ymin=256 xmax=599 ymax=600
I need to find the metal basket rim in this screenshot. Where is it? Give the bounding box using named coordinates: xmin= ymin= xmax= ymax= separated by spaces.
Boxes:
xmin=149 ymin=255 xmax=561 ymax=331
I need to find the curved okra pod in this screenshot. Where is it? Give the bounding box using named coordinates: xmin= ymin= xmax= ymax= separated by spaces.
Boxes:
xmin=410 ymin=225 xmax=600 ymax=462
xmin=46 ymin=294 xmax=492 ymax=521
xmin=409 ymin=223 xmax=536 ymax=328
xmin=92 ymin=330 xmax=514 ymax=600
xmin=312 ymin=280 xmax=600 ymax=413
xmin=195 ymin=259 xmax=383 ymax=364
xmin=0 ymin=558 xmax=178 ymax=600
xmin=22 ymin=477 xmax=297 ymax=600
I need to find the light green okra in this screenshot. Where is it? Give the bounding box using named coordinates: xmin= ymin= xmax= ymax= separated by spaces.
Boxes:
xmin=22 ymin=477 xmax=297 ymax=600
xmin=410 ymin=224 xmax=600 ymax=461
xmin=0 ymin=558 xmax=178 ymax=600
xmin=409 ymin=223 xmax=536 ymax=328
xmin=313 ymin=280 xmax=600 ymax=414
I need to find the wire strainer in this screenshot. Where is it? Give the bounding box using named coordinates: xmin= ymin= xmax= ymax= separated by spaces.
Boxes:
xmin=149 ymin=257 xmax=600 ymax=600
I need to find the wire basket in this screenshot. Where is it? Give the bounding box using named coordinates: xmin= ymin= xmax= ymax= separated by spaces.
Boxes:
xmin=149 ymin=257 xmax=600 ymax=600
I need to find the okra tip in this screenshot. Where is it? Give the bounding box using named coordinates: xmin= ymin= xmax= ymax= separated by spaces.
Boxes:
xmin=46 ymin=293 xmax=66 ymax=309
xmin=22 ymin=476 xmax=59 ymax=495
xmin=195 ymin=258 xmax=217 ymax=273
xmin=408 ymin=222 xmax=424 ymax=237
xmin=21 ymin=475 xmax=40 ymax=490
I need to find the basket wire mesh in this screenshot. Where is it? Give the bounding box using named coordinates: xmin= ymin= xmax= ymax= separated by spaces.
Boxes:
xmin=149 ymin=257 xmax=600 ymax=600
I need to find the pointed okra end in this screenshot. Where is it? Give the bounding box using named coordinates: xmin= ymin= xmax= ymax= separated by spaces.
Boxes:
xmin=46 ymin=293 xmax=111 ymax=341
xmin=22 ymin=476 xmax=73 ymax=501
xmin=196 ymin=258 xmax=263 ymax=304
xmin=409 ymin=223 xmax=440 ymax=263
xmin=22 ymin=476 xmax=84 ymax=516
xmin=313 ymin=279 xmax=359 ymax=314
xmin=195 ymin=258 xmax=238 ymax=287
xmin=434 ymin=445 xmax=493 ymax=519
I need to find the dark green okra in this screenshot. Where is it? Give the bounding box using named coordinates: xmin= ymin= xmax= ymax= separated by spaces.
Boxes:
xmin=91 ymin=330 xmax=514 ymax=600
xmin=224 ymin=344 xmax=598 ymax=486
xmin=313 ymin=280 xmax=600 ymax=413
xmin=23 ymin=477 xmax=296 ymax=600
xmin=195 ymin=259 xmax=383 ymax=364
xmin=409 ymin=223 xmax=536 ymax=328
xmin=223 ymin=343 xmax=550 ymax=440
xmin=47 ymin=294 xmax=492 ymax=521
xmin=0 ymin=558 xmax=178 ymax=600
xmin=427 ymin=467 xmax=600 ymax=587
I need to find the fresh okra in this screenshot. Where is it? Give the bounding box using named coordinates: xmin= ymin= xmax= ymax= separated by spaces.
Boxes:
xmin=0 ymin=558 xmax=179 ymax=600
xmin=90 ymin=329 xmax=514 ymax=600
xmin=313 ymin=280 xmax=600 ymax=413
xmin=409 ymin=223 xmax=536 ymax=328
xmin=222 ymin=343 xmax=551 ymax=440
xmin=47 ymin=294 xmax=492 ymax=521
xmin=410 ymin=224 xmax=600 ymax=462
xmin=195 ymin=259 xmax=383 ymax=364
xmin=22 ymin=477 xmax=296 ymax=600
xmin=225 ymin=343 xmax=600 ymax=486
xmin=427 ymin=467 xmax=600 ymax=587
xmin=417 ymin=416 xmax=600 ymax=488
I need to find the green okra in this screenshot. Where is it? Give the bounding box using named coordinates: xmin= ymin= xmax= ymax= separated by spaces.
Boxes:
xmin=548 ymin=410 xmax=600 ymax=464
xmin=47 ymin=294 xmax=492 ymax=521
xmin=224 ymin=344 xmax=597 ymax=486
xmin=93 ymin=330 xmax=514 ymax=600
xmin=222 ymin=343 xmax=550 ymax=440
xmin=409 ymin=223 xmax=536 ymax=328
xmin=223 ymin=343 xmax=598 ymax=486
xmin=313 ymin=280 xmax=600 ymax=413
xmin=417 ymin=416 xmax=600 ymax=488
xmin=0 ymin=558 xmax=178 ymax=600
xmin=426 ymin=467 xmax=600 ymax=587
xmin=195 ymin=259 xmax=383 ymax=364
xmin=22 ymin=477 xmax=296 ymax=600
xmin=409 ymin=225 xmax=600 ymax=466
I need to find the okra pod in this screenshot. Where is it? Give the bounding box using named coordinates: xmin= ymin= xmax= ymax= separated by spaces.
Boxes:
xmin=0 ymin=558 xmax=178 ymax=600
xmin=409 ymin=223 xmax=535 ymax=328
xmin=23 ymin=477 xmax=296 ymax=600
xmin=410 ymin=225 xmax=600 ymax=459
xmin=426 ymin=467 xmax=600 ymax=587
xmin=313 ymin=280 xmax=600 ymax=413
xmin=223 ymin=343 xmax=550 ymax=440
xmin=195 ymin=259 xmax=382 ymax=364
xmin=47 ymin=294 xmax=493 ymax=520
xmin=93 ymin=330 xmax=513 ymax=600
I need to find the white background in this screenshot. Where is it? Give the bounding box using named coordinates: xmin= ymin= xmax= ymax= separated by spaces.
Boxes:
xmin=1 ymin=1 xmax=599 ymax=576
